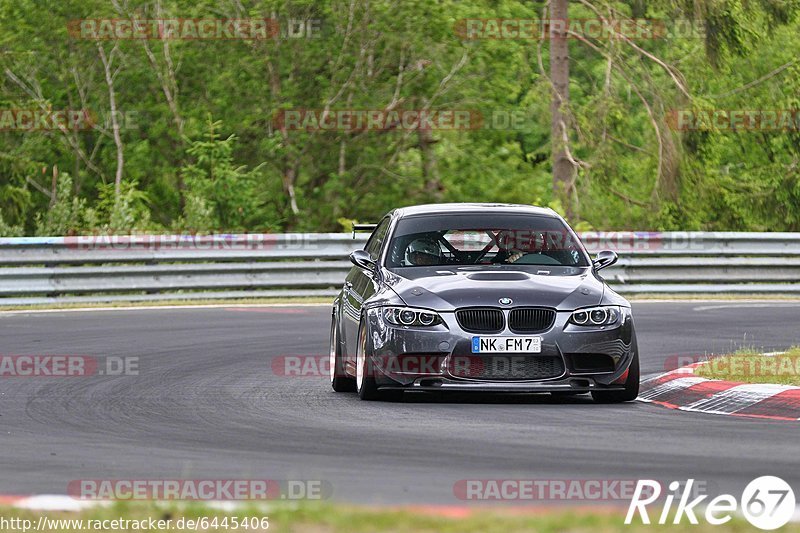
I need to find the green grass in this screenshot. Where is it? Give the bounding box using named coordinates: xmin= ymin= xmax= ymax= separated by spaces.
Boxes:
xmin=694 ymin=346 xmax=800 ymax=386
xmin=0 ymin=503 xmax=797 ymax=532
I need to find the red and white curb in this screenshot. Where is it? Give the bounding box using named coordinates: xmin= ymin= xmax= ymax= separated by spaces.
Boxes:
xmin=3 ymin=494 xmax=800 ymax=524
xmin=638 ymin=362 xmax=800 ymax=421
xmin=0 ymin=495 xmax=248 ymax=511
xmin=0 ymin=495 xmax=107 ymax=511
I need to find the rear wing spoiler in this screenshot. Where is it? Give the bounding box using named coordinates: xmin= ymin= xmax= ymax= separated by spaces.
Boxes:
xmin=352 ymin=223 xmax=377 ymax=239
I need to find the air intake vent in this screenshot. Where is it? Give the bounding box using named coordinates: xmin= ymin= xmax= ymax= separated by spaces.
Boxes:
xmin=509 ymin=308 xmax=556 ymax=333
xmin=449 ymin=355 xmax=565 ymax=381
xmin=456 ymin=308 xmax=504 ymax=333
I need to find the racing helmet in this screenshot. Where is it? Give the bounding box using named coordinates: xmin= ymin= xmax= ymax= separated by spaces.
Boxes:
xmin=405 ymin=237 xmax=442 ymax=266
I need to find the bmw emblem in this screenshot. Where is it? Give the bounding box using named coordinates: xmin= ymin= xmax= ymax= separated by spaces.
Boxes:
xmin=499 ymin=297 xmax=513 ymax=306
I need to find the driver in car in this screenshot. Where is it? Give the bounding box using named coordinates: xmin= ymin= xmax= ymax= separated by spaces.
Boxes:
xmin=405 ymin=237 xmax=443 ymax=266
xmin=493 ymin=230 xmax=530 ymax=263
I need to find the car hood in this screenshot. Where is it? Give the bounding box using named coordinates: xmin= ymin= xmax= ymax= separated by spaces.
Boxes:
xmin=383 ymin=266 xmax=605 ymax=311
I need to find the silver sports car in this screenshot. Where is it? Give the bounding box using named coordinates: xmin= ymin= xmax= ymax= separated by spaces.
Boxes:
xmin=330 ymin=203 xmax=639 ymax=402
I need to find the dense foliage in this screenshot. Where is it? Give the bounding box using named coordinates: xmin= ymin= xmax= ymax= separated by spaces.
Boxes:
xmin=0 ymin=0 xmax=798 ymax=235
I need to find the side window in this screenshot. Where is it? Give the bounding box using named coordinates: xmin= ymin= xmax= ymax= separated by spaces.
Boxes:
xmin=364 ymin=218 xmax=390 ymax=260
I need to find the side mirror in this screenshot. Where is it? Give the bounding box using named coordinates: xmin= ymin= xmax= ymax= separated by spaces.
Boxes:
xmin=593 ymin=250 xmax=618 ymax=271
xmin=350 ymin=249 xmax=376 ymax=271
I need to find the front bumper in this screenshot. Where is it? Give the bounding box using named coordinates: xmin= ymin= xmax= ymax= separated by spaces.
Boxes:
xmin=387 ymin=377 xmax=626 ymax=393
xmin=363 ymin=305 xmax=636 ymax=392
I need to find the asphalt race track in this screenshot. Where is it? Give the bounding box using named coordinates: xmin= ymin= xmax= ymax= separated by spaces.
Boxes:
xmin=1 ymin=301 xmax=799 ymax=505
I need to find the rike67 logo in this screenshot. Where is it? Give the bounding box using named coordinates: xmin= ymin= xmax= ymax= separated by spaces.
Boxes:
xmin=626 ymin=476 xmax=795 ymax=530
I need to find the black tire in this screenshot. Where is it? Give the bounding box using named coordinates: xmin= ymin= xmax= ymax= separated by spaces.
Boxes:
xmin=356 ymin=318 xmax=403 ymax=402
xmin=591 ymin=351 xmax=640 ymax=404
xmin=330 ymin=314 xmax=355 ymax=392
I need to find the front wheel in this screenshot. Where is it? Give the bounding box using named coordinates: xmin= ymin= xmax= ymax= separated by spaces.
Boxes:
xmin=330 ymin=315 xmax=355 ymax=392
xmin=591 ymin=351 xmax=640 ymax=404
xmin=356 ymin=318 xmax=402 ymax=402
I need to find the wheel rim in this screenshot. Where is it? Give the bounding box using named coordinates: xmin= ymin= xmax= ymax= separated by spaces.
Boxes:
xmin=356 ymin=326 xmax=366 ymax=390
xmin=329 ymin=319 xmax=337 ymax=384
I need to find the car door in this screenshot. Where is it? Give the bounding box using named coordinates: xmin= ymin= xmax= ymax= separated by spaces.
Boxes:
xmin=342 ymin=216 xmax=391 ymax=365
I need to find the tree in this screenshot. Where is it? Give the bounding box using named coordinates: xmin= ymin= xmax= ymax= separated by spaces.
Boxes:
xmin=549 ymin=0 xmax=577 ymax=219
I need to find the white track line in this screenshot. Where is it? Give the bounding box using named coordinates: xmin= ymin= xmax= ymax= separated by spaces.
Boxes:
xmin=11 ymin=495 xmax=110 ymax=511
xmin=693 ymin=303 xmax=800 ymax=311
xmin=0 ymin=303 xmax=330 ymax=315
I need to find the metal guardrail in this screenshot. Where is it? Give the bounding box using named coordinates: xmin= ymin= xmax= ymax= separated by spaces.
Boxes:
xmin=0 ymin=232 xmax=798 ymax=305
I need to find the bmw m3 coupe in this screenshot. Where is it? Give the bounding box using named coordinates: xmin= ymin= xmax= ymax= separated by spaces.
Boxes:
xmin=330 ymin=203 xmax=639 ymax=402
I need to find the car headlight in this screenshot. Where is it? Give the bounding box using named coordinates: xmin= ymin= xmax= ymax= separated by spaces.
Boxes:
xmin=383 ymin=307 xmax=443 ymax=327
xmin=570 ymin=306 xmax=621 ymax=326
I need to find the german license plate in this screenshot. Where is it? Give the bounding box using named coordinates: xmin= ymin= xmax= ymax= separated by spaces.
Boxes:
xmin=471 ymin=336 xmax=542 ymax=353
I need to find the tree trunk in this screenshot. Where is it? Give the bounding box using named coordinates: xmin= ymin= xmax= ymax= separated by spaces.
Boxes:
xmin=266 ymin=55 xmax=300 ymax=216
xmin=98 ymin=43 xmax=124 ymax=197
xmin=418 ymin=127 xmax=443 ymax=200
xmin=550 ymin=0 xmax=575 ymax=219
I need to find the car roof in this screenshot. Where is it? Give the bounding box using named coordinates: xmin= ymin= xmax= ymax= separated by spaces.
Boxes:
xmin=392 ymin=203 xmax=558 ymax=219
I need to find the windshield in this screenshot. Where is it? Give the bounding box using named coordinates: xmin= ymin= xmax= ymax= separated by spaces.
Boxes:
xmin=386 ymin=214 xmax=589 ymax=268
